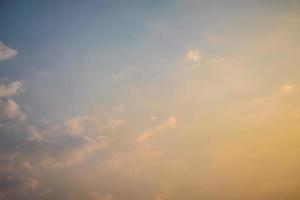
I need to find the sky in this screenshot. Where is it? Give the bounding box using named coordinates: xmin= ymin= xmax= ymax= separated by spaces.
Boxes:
xmin=0 ymin=0 xmax=300 ymax=199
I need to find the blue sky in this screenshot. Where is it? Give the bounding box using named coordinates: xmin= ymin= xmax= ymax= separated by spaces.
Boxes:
xmin=1 ymin=0 xmax=297 ymax=121
xmin=1 ymin=0 xmax=175 ymax=121
xmin=1 ymin=1 xmax=300 ymax=200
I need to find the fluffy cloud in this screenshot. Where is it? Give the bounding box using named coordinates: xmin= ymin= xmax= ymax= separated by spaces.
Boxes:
xmin=0 ymin=81 xmax=23 ymax=98
xmin=0 ymin=42 xmax=17 ymax=62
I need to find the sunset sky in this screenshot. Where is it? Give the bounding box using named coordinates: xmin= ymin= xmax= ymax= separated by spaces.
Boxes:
xmin=1 ymin=1 xmax=300 ymax=200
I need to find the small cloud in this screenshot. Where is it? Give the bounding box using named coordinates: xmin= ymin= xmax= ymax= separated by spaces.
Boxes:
xmin=137 ymin=131 xmax=153 ymax=142
xmin=27 ymin=126 xmax=43 ymax=142
xmin=166 ymin=115 xmax=176 ymax=127
xmin=0 ymin=99 xmax=26 ymax=121
xmin=280 ymin=84 xmax=295 ymax=94
xmin=186 ymin=49 xmax=202 ymax=62
xmin=65 ymin=115 xmax=89 ymax=135
xmin=0 ymin=80 xmax=26 ymax=121
xmin=136 ymin=115 xmax=177 ymax=143
xmin=151 ymin=115 xmax=158 ymax=122
xmin=105 ymin=119 xmax=124 ymax=129
xmin=0 ymin=42 xmax=17 ymax=62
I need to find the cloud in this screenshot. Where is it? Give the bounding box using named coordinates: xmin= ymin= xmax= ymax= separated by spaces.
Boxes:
xmin=35 ymin=123 xmax=108 ymax=169
xmin=0 ymin=42 xmax=17 ymax=62
xmin=65 ymin=115 xmax=124 ymax=135
xmin=0 ymin=81 xmax=23 ymax=98
xmin=25 ymin=113 xmax=124 ymax=169
xmin=137 ymin=130 xmax=153 ymax=143
xmin=0 ymin=175 xmax=40 ymax=200
xmin=186 ymin=49 xmax=202 ymax=62
xmin=0 ymin=4 xmax=300 ymax=200
xmin=27 ymin=126 xmax=43 ymax=142
xmin=280 ymin=84 xmax=295 ymax=94
xmin=0 ymin=80 xmax=25 ymax=122
xmin=0 ymin=99 xmax=123 ymax=198
xmin=0 ymin=99 xmax=26 ymax=121
xmin=65 ymin=115 xmax=90 ymax=135
xmin=0 ymin=176 xmax=39 ymax=191
xmin=136 ymin=115 xmax=176 ymax=142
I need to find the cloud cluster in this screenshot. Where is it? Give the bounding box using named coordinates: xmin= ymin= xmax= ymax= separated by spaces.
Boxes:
xmin=0 ymin=81 xmax=121 ymax=199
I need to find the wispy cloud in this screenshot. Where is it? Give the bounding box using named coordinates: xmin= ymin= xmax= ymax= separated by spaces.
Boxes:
xmin=136 ymin=115 xmax=176 ymax=142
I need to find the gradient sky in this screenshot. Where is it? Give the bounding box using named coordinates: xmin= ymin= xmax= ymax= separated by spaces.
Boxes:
xmin=1 ymin=1 xmax=300 ymax=200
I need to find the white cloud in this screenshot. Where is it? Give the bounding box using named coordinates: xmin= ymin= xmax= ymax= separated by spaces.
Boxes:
xmin=186 ymin=49 xmax=202 ymax=62
xmin=0 ymin=42 xmax=17 ymax=62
